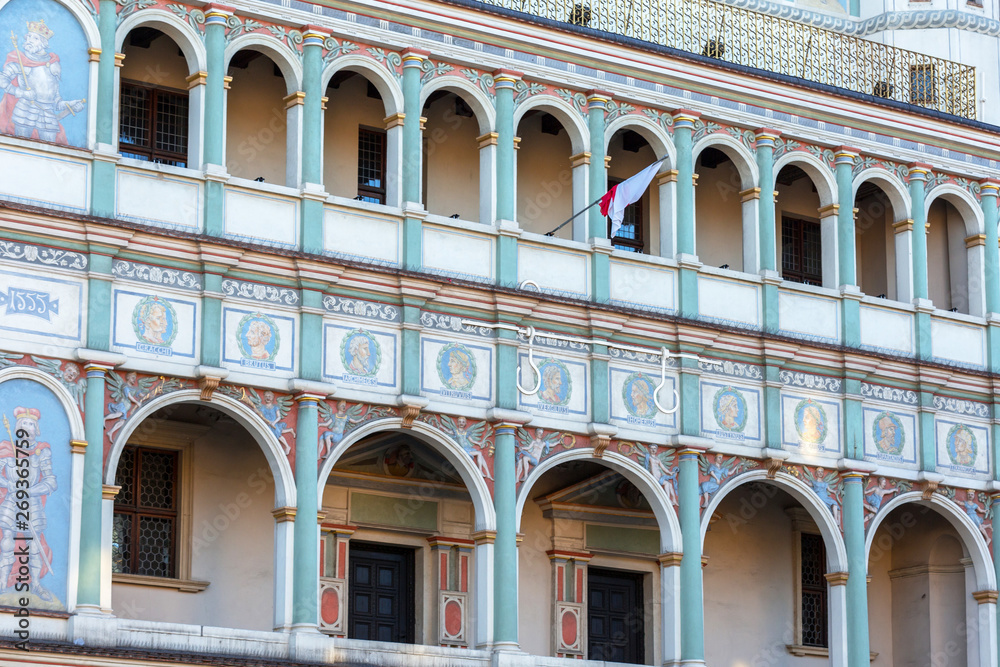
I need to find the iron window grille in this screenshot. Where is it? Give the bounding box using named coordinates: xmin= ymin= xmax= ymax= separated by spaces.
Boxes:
xmin=607 ymin=179 xmax=645 ymax=253
xmin=781 ymin=216 xmax=822 ymax=286
xmin=800 ymin=532 xmax=828 ymax=648
xmin=112 ymin=445 xmax=179 ymax=578
xmin=909 ymin=64 xmax=937 ymax=105
xmin=357 ymin=127 xmax=387 ymax=204
xmin=119 ymin=80 xmax=189 ymax=167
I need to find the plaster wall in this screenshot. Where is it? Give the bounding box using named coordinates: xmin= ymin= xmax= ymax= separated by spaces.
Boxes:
xmin=517 ymin=113 xmax=573 ymax=238
xmin=111 ymin=425 xmax=276 ymax=631
xmin=703 ymin=485 xmax=826 ymax=667
xmin=855 ymin=191 xmax=895 ymax=299
xmin=323 ymin=73 xmax=389 ymax=200
xmin=226 ymin=55 xmax=288 ymax=185
xmin=926 ymin=199 xmax=970 ymax=313
xmin=868 ymin=505 xmax=970 ymax=667
xmin=608 ymin=132 xmax=659 ymax=254
xmin=423 ymin=92 xmax=481 ymax=222
xmin=120 ymin=33 xmax=190 ymax=90
xmin=695 ymin=156 xmax=744 ymax=271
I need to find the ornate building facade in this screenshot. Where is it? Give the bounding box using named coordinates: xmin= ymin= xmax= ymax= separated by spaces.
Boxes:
xmin=0 ymin=0 xmax=998 ymax=665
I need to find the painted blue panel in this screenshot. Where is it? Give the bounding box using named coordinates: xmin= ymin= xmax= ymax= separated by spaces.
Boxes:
xmin=0 ymin=379 xmax=71 ymax=611
xmin=0 ymin=0 xmax=89 ymax=148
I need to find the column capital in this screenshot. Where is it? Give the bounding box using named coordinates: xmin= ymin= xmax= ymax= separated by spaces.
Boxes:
xmin=907 ymin=162 xmax=933 ymax=180
xmin=973 ymin=589 xmax=999 ymax=605
xmin=272 ymin=506 xmax=297 ymax=522
xmin=569 ymin=151 xmax=591 ymax=168
xmin=203 ymin=4 xmax=235 ymax=24
xmin=965 ymin=233 xmax=987 ymax=249
xmin=671 ymin=109 xmax=701 ymax=130
xmin=824 ymin=571 xmax=849 ymax=586
xmin=401 ymin=47 xmax=430 ymax=67
xmin=101 ymin=484 xmax=122 ymax=500
xmin=300 ymin=24 xmax=331 ymax=45
xmin=70 ymin=440 xmax=88 ymax=454
xmin=546 ymin=549 xmax=594 ymax=562
xmin=979 ymin=178 xmax=1000 ymax=197
xmin=471 ymin=529 xmax=496 ymax=544
xmin=586 ymin=89 xmax=613 ymax=110
xmin=493 ymin=69 xmax=523 ymax=87
xmin=477 ymin=131 xmax=498 ymax=148
xmin=287 ymin=378 xmax=337 ymax=397
xmin=76 ymin=348 xmax=127 ymax=368
xmin=487 ymin=408 xmax=532 ymax=427
xmin=753 ymin=127 xmax=781 ymax=146
xmin=186 ymin=71 xmax=208 ymax=89
xmin=833 ymin=146 xmax=860 ymax=165
xmin=892 ymin=218 xmax=914 ymax=234
xmin=817 ymin=203 xmax=840 ymax=218
xmin=658 ymin=552 xmax=683 ymax=568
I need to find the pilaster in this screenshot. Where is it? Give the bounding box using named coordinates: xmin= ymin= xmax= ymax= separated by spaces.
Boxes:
xmin=91 ymin=0 xmax=119 ymax=217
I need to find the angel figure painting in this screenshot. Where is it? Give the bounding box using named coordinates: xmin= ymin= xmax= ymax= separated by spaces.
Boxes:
xmin=698 ymin=454 xmax=752 ymax=508
xmin=514 ymin=427 xmax=562 ymax=484
xmin=104 ymin=372 xmax=182 ymax=441
xmin=31 ymin=356 xmax=85 ymax=412
xmin=318 ymin=400 xmax=366 ymax=460
xmin=803 ymin=466 xmax=841 ymax=525
xmin=439 ymin=415 xmax=492 ymax=480
xmin=239 ymin=389 xmax=296 ymax=455
xmin=636 ymin=443 xmax=678 ymax=507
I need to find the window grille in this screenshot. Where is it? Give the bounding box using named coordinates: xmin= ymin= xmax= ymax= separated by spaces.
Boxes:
xmin=112 ymin=446 xmax=179 ymax=578
xmin=119 ymin=80 xmax=189 ymax=167
xmin=909 ymin=65 xmax=937 ymax=105
xmin=607 ymin=179 xmax=644 ymax=253
xmin=781 ymin=217 xmax=822 ymax=286
xmin=357 ymin=127 xmax=387 ymax=204
xmin=800 ymin=533 xmax=828 ymax=648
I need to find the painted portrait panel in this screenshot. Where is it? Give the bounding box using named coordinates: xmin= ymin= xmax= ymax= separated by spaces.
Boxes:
xmin=700 ymin=381 xmax=762 ymax=444
xmin=518 ymin=354 xmax=588 ymax=418
xmin=0 ymin=0 xmax=89 ymax=147
xmin=0 ymin=378 xmax=71 ymax=611
xmin=781 ymin=393 xmax=841 ymax=456
xmin=608 ymin=366 xmax=677 ymax=432
xmin=862 ymin=407 xmax=917 ymax=467
xmin=222 ymin=307 xmax=296 ymax=374
xmin=322 ymin=323 xmax=397 ymax=391
xmin=419 ymin=338 xmax=493 ymax=403
xmin=935 ymin=418 xmax=989 ymax=476
xmin=111 ymin=289 xmax=198 ymax=360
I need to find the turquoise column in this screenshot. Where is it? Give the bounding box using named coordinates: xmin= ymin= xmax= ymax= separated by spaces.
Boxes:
xmin=493 ymin=422 xmax=517 ymax=647
xmin=908 ymin=164 xmax=932 ymax=360
xmin=980 ymin=181 xmax=1000 ymax=377
xmin=591 ymin=344 xmax=609 ymax=423
xmin=299 ymin=28 xmax=328 ymax=254
xmin=673 ymin=111 xmax=700 ymax=319
xmin=203 ymin=7 xmax=231 ymax=236
xmin=292 ymin=393 xmax=320 ymax=628
xmin=754 ymin=129 xmax=779 ymax=273
xmin=77 ymin=362 xmax=109 ymax=608
xmin=401 ymin=48 xmax=428 ymax=272
xmin=91 ymin=0 xmax=118 ymax=216
xmin=678 ymin=359 xmax=705 ymax=663
xmin=754 ymin=130 xmax=781 ymax=331
xmin=842 ymin=472 xmax=870 ymax=667
xmin=494 ymin=70 xmax=520 ymax=287
xmin=678 ymin=445 xmax=704 ymax=663
xmin=992 ymin=494 xmax=1000 ymax=661
xmin=86 ymin=254 xmax=114 ymax=350
xmin=918 ymin=388 xmax=937 ymax=471
xmin=586 ymin=92 xmax=611 ymax=302
xmin=835 ymin=148 xmax=861 ymax=347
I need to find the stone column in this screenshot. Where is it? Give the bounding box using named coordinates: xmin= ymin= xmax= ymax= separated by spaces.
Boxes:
xmin=299 ymin=26 xmax=330 ymax=254
xmin=494 ymin=70 xmax=522 ymax=287
xmin=493 ymin=421 xmax=519 ymax=649
xmin=754 ymin=129 xmax=780 ymax=273
xmin=202 ymin=5 xmax=233 ymax=236
xmin=291 ymin=390 xmax=321 ymax=631
xmin=841 ymin=469 xmax=871 ymax=667
xmin=672 ymin=111 xmax=700 ymax=257
xmin=91 ymin=0 xmax=119 ymax=216
xmin=401 ymin=48 xmax=429 ymax=271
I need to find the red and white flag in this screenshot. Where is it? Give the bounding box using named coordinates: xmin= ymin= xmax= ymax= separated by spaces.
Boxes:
xmin=599 ymin=159 xmax=664 ymax=238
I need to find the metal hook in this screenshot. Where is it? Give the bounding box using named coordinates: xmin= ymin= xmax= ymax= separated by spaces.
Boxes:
xmin=519 ymin=279 xmax=540 ymax=292
xmin=653 ymin=346 xmax=681 ymax=414
xmin=516 ymin=326 xmax=542 ymax=396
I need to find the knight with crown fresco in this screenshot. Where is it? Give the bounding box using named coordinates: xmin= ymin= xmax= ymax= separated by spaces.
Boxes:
xmin=0 ymin=18 xmax=85 ymax=144
xmin=0 ymin=407 xmax=57 ymax=606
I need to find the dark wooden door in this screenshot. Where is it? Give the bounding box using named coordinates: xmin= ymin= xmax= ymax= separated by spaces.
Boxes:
xmin=348 ymin=542 xmax=415 ymax=644
xmin=587 ymin=568 xmax=644 ymax=664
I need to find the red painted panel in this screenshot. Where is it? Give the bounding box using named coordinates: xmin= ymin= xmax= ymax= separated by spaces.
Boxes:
xmin=561 ymin=609 xmax=577 ymax=647
xmin=321 ymin=587 xmax=339 ymax=625
xmin=440 ymin=552 xmax=448 ymax=590
xmin=460 ymin=555 xmax=468 ymax=593
xmin=444 ymin=599 xmax=463 ymax=637
xmin=337 ymin=542 xmax=346 ymax=579
xmin=575 ymin=568 xmax=583 ymax=601
xmin=556 ymin=564 xmax=564 ymax=601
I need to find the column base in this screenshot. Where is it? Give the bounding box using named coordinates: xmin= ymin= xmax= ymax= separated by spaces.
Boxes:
xmin=288 ymin=627 xmax=327 ymax=661
xmin=69 ymin=607 xmax=119 ymax=647
xmin=491 ymin=643 xmax=528 ymax=667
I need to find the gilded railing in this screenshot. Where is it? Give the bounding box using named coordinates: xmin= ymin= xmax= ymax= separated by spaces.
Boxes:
xmin=490 ymin=0 xmax=977 ymax=119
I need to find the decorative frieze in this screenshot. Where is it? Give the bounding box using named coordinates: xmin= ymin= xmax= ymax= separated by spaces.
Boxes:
xmin=779 ymin=370 xmax=842 ymax=394
xmin=0 ymin=240 xmax=87 ymax=271
xmin=113 ymin=260 xmax=201 ymax=291
xmin=323 ymin=295 xmax=400 ymax=322
xmin=222 ymin=278 xmax=299 ymax=306
xmin=861 ymin=383 xmax=918 ymax=406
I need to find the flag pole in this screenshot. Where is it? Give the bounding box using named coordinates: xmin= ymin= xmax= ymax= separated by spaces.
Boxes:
xmin=543 ymin=197 xmax=602 ymax=237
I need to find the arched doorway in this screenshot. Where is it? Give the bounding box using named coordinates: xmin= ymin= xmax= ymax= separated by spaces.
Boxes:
xmin=516 ymin=448 xmax=682 ymax=665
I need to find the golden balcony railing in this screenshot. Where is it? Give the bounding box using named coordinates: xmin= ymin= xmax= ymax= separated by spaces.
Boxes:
xmin=486 ymin=0 xmax=977 ymax=119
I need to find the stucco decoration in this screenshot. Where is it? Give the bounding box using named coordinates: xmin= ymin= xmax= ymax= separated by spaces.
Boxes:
xmin=861 ymin=476 xmax=912 ymax=529
xmin=0 ymin=0 xmax=89 ymax=147
xmin=317 ymin=400 xmax=396 ymax=461
xmin=937 ymin=486 xmax=992 ymax=545
xmin=103 ymin=371 xmax=187 ymax=449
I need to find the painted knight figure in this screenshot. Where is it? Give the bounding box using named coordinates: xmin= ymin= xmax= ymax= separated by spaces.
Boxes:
xmin=0 ymin=15 xmax=84 ymax=144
